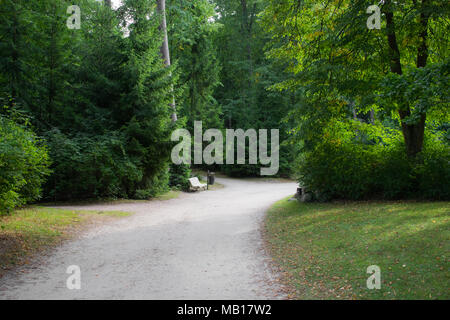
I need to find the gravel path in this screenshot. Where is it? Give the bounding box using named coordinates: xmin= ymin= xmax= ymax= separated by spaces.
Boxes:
xmin=0 ymin=177 xmax=297 ymax=300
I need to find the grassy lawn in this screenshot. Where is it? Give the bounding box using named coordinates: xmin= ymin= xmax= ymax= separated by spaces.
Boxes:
xmin=0 ymin=207 xmax=132 ymax=277
xmin=264 ymin=199 xmax=449 ymax=300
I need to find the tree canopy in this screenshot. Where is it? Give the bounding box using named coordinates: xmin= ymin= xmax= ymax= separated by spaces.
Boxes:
xmin=0 ymin=0 xmax=448 ymax=212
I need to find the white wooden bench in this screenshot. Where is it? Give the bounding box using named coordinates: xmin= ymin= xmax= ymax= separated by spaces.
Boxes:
xmin=188 ymin=177 xmax=207 ymax=192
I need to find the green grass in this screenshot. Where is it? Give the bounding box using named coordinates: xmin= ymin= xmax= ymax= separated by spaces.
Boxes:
xmin=40 ymin=190 xmax=182 ymax=206
xmin=265 ymin=199 xmax=450 ymax=300
xmin=154 ymin=190 xmax=181 ymax=200
xmin=0 ymin=207 xmax=132 ymax=276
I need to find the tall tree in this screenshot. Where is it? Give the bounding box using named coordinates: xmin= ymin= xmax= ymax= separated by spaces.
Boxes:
xmin=157 ymin=0 xmax=177 ymax=122
xmin=0 ymin=0 xmax=180 ymax=201
xmin=261 ymin=0 xmax=449 ymax=157
xmin=213 ymin=0 xmax=295 ymax=176
xmin=0 ymin=0 xmax=29 ymax=105
xmin=167 ymin=0 xmax=222 ymax=130
xmin=383 ymin=0 xmax=431 ymax=156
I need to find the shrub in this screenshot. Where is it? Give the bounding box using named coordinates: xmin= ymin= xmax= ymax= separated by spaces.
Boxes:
xmin=44 ymin=129 xmax=170 ymax=201
xmin=413 ymin=134 xmax=450 ymax=200
xmin=169 ymin=163 xmax=191 ymax=191
xmin=0 ymin=114 xmax=50 ymax=214
xmin=295 ymin=120 xmax=449 ymax=201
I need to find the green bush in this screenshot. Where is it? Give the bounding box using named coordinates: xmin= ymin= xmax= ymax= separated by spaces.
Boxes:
xmin=296 ymin=120 xmax=449 ymax=201
xmin=44 ymin=129 xmax=170 ymax=201
xmin=220 ymin=142 xmax=293 ymax=178
xmin=0 ymin=114 xmax=50 ymax=214
xmin=414 ymin=135 xmax=450 ymax=200
xmin=169 ymin=163 xmax=191 ymax=191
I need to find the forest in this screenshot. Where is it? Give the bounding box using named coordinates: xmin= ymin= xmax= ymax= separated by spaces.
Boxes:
xmin=0 ymin=0 xmax=448 ymax=213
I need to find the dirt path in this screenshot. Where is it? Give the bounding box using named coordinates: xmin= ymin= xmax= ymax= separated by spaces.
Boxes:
xmin=0 ymin=177 xmax=297 ymax=300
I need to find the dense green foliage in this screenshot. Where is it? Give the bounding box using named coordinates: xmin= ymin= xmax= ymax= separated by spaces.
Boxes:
xmin=212 ymin=0 xmax=295 ymax=176
xmin=0 ymin=0 xmax=448 ymax=208
xmin=167 ymin=0 xmax=223 ymax=130
xmin=1 ymin=0 xmax=178 ymax=204
xmin=169 ymin=163 xmax=191 ymax=191
xmin=261 ymin=0 xmax=449 ymax=199
xmin=0 ymin=109 xmax=50 ymax=213
xmin=297 ymin=120 xmax=449 ymax=200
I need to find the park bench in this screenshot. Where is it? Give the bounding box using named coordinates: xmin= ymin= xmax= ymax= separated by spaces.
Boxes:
xmin=188 ymin=177 xmax=207 ymax=192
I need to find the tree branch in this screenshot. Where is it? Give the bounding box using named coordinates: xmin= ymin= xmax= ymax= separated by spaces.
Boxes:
xmin=383 ymin=0 xmax=402 ymax=75
xmin=417 ymin=0 xmax=430 ymax=68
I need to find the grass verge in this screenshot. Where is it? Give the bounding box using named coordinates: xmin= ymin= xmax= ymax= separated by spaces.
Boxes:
xmin=0 ymin=207 xmax=132 ymax=278
xmin=154 ymin=190 xmax=182 ymax=200
xmin=40 ymin=190 xmax=182 ymax=206
xmin=264 ymin=199 xmax=449 ymax=300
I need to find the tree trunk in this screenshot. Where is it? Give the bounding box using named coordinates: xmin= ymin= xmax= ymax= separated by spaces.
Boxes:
xmin=240 ymin=0 xmax=256 ymax=89
xmin=383 ymin=0 xmax=429 ymax=157
xmin=156 ymin=0 xmax=177 ymax=122
xmin=11 ymin=4 xmax=19 ymax=103
xmin=416 ymin=0 xmax=430 ymax=69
